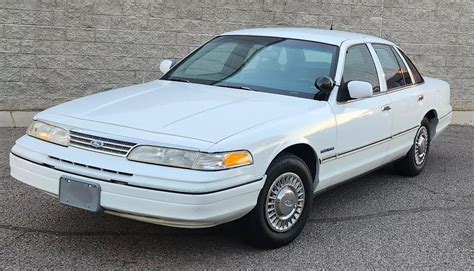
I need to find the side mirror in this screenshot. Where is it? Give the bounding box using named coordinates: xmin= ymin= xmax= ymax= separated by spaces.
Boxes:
xmin=347 ymin=81 xmax=373 ymax=99
xmin=315 ymin=76 xmax=335 ymax=93
xmin=159 ymin=59 xmax=176 ymax=74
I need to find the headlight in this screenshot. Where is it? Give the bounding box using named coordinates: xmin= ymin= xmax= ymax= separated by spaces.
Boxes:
xmin=127 ymin=146 xmax=253 ymax=171
xmin=27 ymin=120 xmax=69 ymax=146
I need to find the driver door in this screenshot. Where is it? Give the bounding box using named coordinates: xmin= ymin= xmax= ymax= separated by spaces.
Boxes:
xmin=320 ymin=43 xmax=392 ymax=190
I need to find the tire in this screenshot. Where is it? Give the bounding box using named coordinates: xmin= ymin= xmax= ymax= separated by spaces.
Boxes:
xmin=243 ymin=153 xmax=313 ymax=249
xmin=394 ymin=117 xmax=431 ymax=177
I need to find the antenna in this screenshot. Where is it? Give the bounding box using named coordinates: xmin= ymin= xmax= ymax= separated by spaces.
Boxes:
xmin=330 ymin=19 xmax=334 ymax=30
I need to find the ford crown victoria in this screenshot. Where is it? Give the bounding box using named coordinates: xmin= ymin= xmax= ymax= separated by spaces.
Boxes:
xmin=10 ymin=28 xmax=452 ymax=248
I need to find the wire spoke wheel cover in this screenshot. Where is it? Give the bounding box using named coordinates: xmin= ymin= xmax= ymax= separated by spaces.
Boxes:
xmin=265 ymin=172 xmax=305 ymax=233
xmin=414 ymin=126 xmax=429 ymax=166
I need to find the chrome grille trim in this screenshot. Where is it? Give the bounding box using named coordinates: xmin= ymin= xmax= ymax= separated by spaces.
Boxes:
xmin=69 ymin=130 xmax=137 ymax=157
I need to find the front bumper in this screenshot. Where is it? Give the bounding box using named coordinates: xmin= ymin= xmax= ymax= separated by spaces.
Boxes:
xmin=9 ymin=137 xmax=265 ymax=228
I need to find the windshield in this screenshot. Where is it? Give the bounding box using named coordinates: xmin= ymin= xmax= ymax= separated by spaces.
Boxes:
xmin=162 ymin=35 xmax=339 ymax=99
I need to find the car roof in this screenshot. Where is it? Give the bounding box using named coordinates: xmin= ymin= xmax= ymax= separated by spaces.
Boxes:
xmin=221 ymin=28 xmax=393 ymax=46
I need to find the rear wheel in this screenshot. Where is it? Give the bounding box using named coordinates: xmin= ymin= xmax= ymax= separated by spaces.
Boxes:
xmin=394 ymin=118 xmax=430 ymax=176
xmin=243 ymin=153 xmax=313 ymax=248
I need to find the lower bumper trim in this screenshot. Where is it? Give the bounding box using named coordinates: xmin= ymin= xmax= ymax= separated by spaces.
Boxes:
xmin=104 ymin=210 xmax=221 ymax=228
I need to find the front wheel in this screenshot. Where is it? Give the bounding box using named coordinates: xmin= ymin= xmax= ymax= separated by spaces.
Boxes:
xmin=243 ymin=153 xmax=313 ymax=248
xmin=394 ymin=118 xmax=431 ymax=176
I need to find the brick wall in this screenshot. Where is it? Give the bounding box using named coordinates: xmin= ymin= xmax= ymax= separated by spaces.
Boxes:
xmin=0 ymin=0 xmax=472 ymax=111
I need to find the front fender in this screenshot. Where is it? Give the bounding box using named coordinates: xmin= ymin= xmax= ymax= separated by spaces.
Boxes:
xmin=208 ymin=104 xmax=337 ymax=186
xmin=266 ymin=139 xmax=320 ymax=188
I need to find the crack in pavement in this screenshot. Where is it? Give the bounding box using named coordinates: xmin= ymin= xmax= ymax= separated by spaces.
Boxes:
xmin=408 ymin=181 xmax=458 ymax=202
xmin=410 ymin=181 xmax=440 ymax=195
xmin=308 ymin=205 xmax=473 ymax=224
xmin=0 ymin=226 xmax=166 ymax=237
xmin=1 ymin=206 xmax=472 ymax=237
xmin=0 ymin=224 xmax=222 ymax=238
xmin=0 ymin=231 xmax=26 ymax=251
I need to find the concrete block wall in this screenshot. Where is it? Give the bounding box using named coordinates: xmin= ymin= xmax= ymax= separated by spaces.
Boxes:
xmin=0 ymin=0 xmax=472 ymax=113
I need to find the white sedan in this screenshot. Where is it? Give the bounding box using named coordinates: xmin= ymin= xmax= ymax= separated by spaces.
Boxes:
xmin=10 ymin=28 xmax=452 ymax=248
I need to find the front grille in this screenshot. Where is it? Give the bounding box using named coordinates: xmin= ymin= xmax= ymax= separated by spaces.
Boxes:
xmin=69 ymin=130 xmax=137 ymax=157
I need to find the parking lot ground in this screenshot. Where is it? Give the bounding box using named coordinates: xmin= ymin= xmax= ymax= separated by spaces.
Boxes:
xmin=0 ymin=126 xmax=472 ymax=269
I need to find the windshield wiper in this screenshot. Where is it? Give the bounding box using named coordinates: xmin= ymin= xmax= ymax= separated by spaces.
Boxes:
xmin=166 ymin=77 xmax=190 ymax=83
xmin=216 ymin=84 xmax=255 ymax=91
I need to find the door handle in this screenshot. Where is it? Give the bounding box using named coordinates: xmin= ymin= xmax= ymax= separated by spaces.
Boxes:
xmin=417 ymin=95 xmax=424 ymax=101
xmin=382 ymin=105 xmax=391 ymax=112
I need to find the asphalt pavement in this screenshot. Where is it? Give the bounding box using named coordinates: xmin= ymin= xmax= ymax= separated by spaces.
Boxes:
xmin=1 ymin=125 xmax=472 ymax=269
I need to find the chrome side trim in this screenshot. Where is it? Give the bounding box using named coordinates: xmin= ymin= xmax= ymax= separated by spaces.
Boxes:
xmin=320 ymin=155 xmax=337 ymax=163
xmin=320 ymin=125 xmax=419 ymax=164
xmin=337 ymin=137 xmax=391 ymax=159
xmin=392 ymin=125 xmax=419 ymax=139
xmin=439 ymin=110 xmax=452 ymax=120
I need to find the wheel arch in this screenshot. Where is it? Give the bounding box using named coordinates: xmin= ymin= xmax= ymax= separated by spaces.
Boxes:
xmin=267 ymin=142 xmax=320 ymax=189
xmin=424 ymin=109 xmax=438 ymax=140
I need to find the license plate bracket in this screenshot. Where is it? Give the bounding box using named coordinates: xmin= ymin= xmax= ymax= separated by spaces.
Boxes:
xmin=59 ymin=177 xmax=103 ymax=213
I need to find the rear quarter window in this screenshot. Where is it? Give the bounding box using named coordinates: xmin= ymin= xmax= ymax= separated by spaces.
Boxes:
xmin=397 ymin=49 xmax=424 ymax=84
xmin=373 ymin=44 xmax=408 ymax=90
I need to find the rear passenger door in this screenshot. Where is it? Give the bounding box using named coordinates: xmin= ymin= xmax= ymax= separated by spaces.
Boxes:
xmin=370 ymin=43 xmax=423 ymax=162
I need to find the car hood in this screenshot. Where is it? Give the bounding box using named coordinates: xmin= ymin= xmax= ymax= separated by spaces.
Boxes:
xmin=45 ymin=80 xmax=321 ymax=143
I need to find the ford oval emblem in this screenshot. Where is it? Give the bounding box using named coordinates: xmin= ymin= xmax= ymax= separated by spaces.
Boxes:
xmin=284 ymin=200 xmax=294 ymax=208
xmin=90 ymin=140 xmax=104 ymax=148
